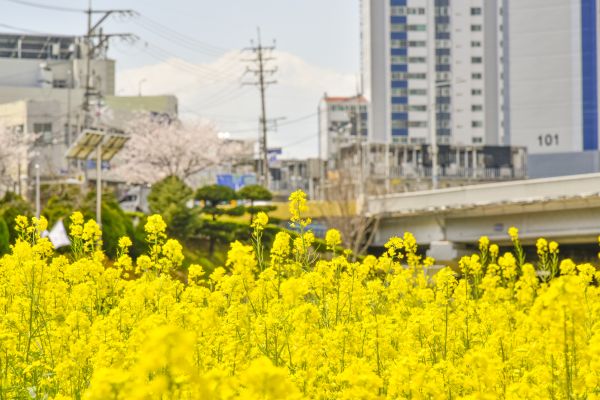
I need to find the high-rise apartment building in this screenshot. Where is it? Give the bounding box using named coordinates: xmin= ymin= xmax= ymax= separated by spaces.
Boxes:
xmin=361 ymin=0 xmax=502 ymax=147
xmin=505 ymin=0 xmax=597 ymax=154
xmin=503 ymin=0 xmax=600 ymax=177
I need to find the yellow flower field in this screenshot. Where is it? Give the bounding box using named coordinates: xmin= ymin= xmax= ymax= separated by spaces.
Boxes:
xmin=1 ymin=191 xmax=600 ymax=399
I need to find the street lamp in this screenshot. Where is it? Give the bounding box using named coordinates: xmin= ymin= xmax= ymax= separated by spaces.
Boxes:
xmin=34 ymin=163 xmax=40 ymax=218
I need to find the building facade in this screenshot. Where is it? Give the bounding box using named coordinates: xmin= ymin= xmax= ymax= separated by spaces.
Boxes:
xmin=505 ymin=0 xmax=599 ymax=155
xmin=0 ymin=33 xmax=179 ymax=195
xmin=318 ymin=95 xmax=368 ymax=164
xmin=361 ymin=0 xmax=503 ymax=147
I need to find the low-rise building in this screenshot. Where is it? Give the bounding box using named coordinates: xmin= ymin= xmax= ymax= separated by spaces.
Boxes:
xmin=318 ymin=94 xmax=368 ymax=167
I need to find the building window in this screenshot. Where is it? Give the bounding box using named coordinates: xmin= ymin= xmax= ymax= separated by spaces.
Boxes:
xmin=391 ymin=40 xmax=407 ymax=48
xmin=472 ymin=104 xmax=483 ymax=111
xmin=472 ymin=89 xmax=483 ymax=95
xmin=471 ymin=7 xmax=482 ymax=15
xmin=407 ymin=7 xmax=424 ymax=15
xmin=408 ymin=41 xmax=426 ymax=47
xmin=408 ymin=24 xmax=427 ymax=31
xmin=472 ymin=121 xmax=483 ymax=128
xmin=436 ymin=55 xmax=451 ymax=64
xmin=435 ymin=6 xmax=449 ymax=16
xmin=53 ymin=79 xmax=67 ymax=88
xmin=392 ymin=120 xmax=408 ymax=129
xmin=33 ymin=122 xmax=53 ymax=144
xmin=391 ymin=56 xmax=406 ymax=64
xmin=391 ymin=24 xmax=407 ymax=32
xmin=471 ymin=41 xmax=482 ymax=47
xmin=390 ymin=6 xmax=406 ymax=16
xmin=436 ymin=24 xmax=450 ymax=33
xmin=408 ymin=121 xmax=427 ymax=128
xmin=409 ymin=89 xmax=427 ymax=95
xmin=391 ymin=87 xmax=408 ymax=96
xmin=471 ymin=25 xmax=482 ymax=32
xmin=472 ymin=137 xmax=483 ymax=144
xmin=391 ymin=72 xmax=427 ymax=80
xmin=472 ymin=72 xmax=482 ymax=79
xmin=471 ymin=56 xmax=483 ymax=63
xmin=436 ymin=86 xmax=451 ymax=96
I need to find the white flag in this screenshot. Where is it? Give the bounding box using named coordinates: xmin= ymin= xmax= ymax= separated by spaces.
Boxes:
xmin=48 ymin=219 xmax=71 ymax=249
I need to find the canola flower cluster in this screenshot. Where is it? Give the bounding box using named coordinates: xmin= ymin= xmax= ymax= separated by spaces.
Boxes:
xmin=1 ymin=193 xmax=600 ymax=399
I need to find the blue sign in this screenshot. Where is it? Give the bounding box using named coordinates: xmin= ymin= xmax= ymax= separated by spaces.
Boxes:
xmin=216 ymin=174 xmax=257 ymax=190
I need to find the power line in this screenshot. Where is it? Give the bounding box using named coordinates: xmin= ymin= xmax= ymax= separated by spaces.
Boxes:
xmin=242 ymin=28 xmax=276 ymax=188
xmin=3 ymin=0 xmax=84 ymax=13
xmin=132 ymin=15 xmax=227 ymax=57
xmin=223 ymin=112 xmax=317 ymax=133
xmin=0 ymin=22 xmax=45 ymax=34
xmin=281 ymin=133 xmax=317 ymax=148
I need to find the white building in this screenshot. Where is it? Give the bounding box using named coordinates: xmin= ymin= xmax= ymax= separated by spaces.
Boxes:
xmin=318 ymin=94 xmax=368 ymax=163
xmin=505 ymin=0 xmax=596 ymax=154
xmin=361 ymin=0 xmax=503 ymax=147
xmin=0 ymin=33 xmax=178 ymax=194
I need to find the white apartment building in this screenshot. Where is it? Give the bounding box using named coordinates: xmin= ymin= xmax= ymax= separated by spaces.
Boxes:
xmin=318 ymin=94 xmax=368 ymax=163
xmin=503 ymin=0 xmax=600 ymax=178
xmin=505 ymin=0 xmax=598 ymax=155
xmin=361 ymin=0 xmax=503 ymax=147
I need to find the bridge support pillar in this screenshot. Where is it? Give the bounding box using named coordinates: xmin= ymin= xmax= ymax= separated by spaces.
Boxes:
xmin=427 ymin=241 xmax=469 ymax=263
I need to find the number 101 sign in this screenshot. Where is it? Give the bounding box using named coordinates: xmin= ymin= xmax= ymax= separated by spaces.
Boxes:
xmin=538 ymin=134 xmax=559 ymax=147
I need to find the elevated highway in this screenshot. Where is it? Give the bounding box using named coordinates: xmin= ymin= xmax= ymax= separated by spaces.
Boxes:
xmin=366 ymin=173 xmax=600 ymax=259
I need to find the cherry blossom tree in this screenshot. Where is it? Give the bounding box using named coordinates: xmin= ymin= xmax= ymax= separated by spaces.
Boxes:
xmin=0 ymin=124 xmax=35 ymax=194
xmin=112 ymin=114 xmax=252 ymax=185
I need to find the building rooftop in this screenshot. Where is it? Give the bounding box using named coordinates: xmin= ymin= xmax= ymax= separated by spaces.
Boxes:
xmin=323 ymin=95 xmax=367 ymax=104
xmin=0 ymin=33 xmax=80 ymax=60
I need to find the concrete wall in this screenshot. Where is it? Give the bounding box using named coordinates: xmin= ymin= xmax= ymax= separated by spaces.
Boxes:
xmin=368 ymin=172 xmax=600 ymax=215
xmin=507 ymin=0 xmax=584 ymax=154
xmin=528 ymin=151 xmax=600 ymax=178
xmin=0 ymin=58 xmax=115 ymax=95
xmin=373 ymin=205 xmax=600 ymax=247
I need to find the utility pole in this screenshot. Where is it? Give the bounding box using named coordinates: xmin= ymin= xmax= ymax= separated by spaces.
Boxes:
xmin=243 ymin=28 xmax=276 ymax=188
xmin=82 ymin=1 xmax=135 ymax=126
xmin=79 ymin=1 xmax=135 ymax=226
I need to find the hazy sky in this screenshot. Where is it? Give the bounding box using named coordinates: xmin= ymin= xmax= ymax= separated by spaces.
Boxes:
xmin=1 ymin=0 xmax=361 ymax=158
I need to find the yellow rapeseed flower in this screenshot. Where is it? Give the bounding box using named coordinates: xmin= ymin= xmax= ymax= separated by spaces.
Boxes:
xmin=508 ymin=226 xmax=519 ymax=240
xmin=325 ymin=229 xmax=342 ymax=250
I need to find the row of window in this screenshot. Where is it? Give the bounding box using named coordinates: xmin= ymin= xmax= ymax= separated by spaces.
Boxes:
xmin=391 ymin=40 xmax=426 ymax=48
xmin=392 ymin=104 xmax=428 ymax=112
xmin=329 ymin=105 xmax=368 ymax=112
xmin=391 ymin=55 xmax=426 ymax=64
xmin=391 ymin=120 xmax=484 ymax=129
xmin=391 ymin=72 xmax=427 ymax=80
xmin=391 ymin=88 xmax=427 ymax=96
xmin=392 ymin=120 xmax=428 ymax=128
xmin=394 ymin=6 xmax=482 ymax=17
xmin=437 ymin=24 xmax=450 ymax=33
xmin=391 ymin=6 xmax=425 ymax=16
xmin=391 ymin=24 xmax=426 ymax=32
